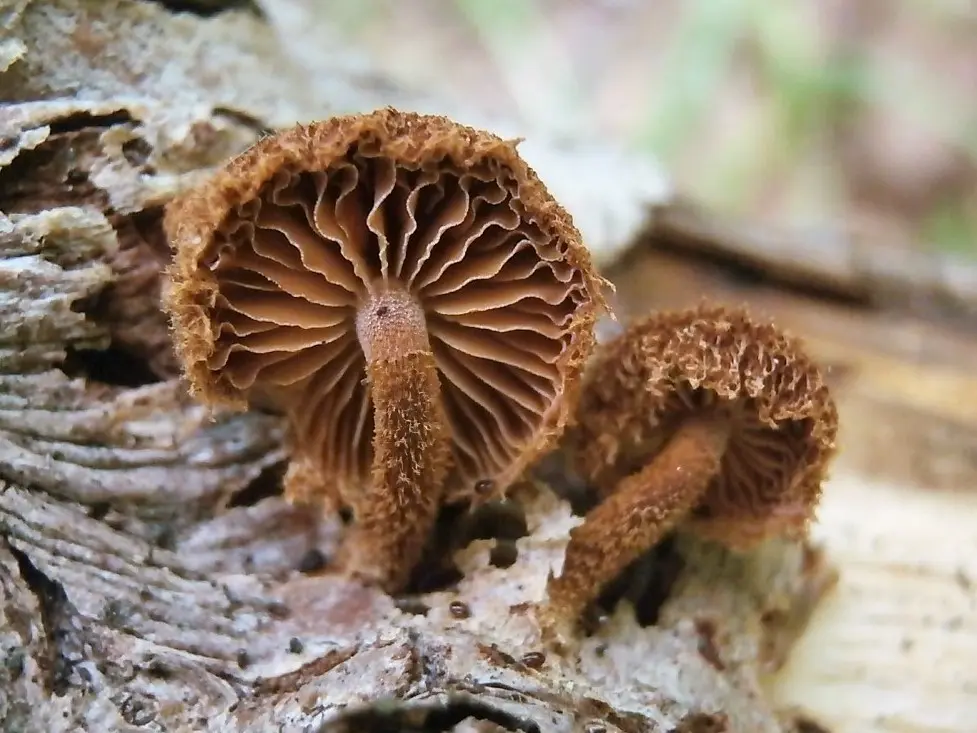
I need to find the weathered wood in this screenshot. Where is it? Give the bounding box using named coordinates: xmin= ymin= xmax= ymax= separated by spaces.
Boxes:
xmin=641 ymin=200 xmax=977 ymax=327
xmin=0 ymin=2 xmax=832 ymax=732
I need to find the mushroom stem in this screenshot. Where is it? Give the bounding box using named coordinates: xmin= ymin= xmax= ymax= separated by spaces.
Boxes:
xmin=341 ymin=285 xmax=452 ymax=592
xmin=545 ymin=413 xmax=732 ymax=626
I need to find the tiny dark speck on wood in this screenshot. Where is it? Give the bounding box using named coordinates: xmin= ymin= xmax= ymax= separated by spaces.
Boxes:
xmin=297 ymin=548 xmax=327 ymax=574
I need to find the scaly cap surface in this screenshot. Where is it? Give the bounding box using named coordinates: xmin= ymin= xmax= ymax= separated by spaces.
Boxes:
xmin=572 ymin=303 xmax=838 ymax=546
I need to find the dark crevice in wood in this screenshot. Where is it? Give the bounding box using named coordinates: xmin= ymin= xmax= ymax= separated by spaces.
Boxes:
xmin=0 ymin=130 xmax=105 ymax=215
xmin=114 ymin=207 xmax=170 ymax=258
xmin=59 ymin=206 xmax=177 ymax=384
xmin=404 ymin=499 xmax=531 ymax=596
xmin=631 ymin=536 xmax=687 ymax=628
xmin=148 ymin=0 xmax=265 ymax=19
xmin=227 ymin=461 xmax=285 ymax=508
xmin=100 ymin=207 xmax=181 ymax=380
xmin=462 ymin=500 xmax=529 ymax=543
xmin=6 ymin=542 xmax=85 ymax=696
xmin=296 ymin=547 xmax=328 ymax=574
xmin=317 ymin=697 xmax=540 ymax=733
xmin=46 ymin=110 xmax=135 ymax=135
xmin=88 ymin=502 xmax=111 ymax=521
xmin=489 ymin=540 xmax=518 ymax=569
xmin=61 ymin=343 xmax=160 ymax=387
xmin=404 ymin=504 xmax=467 ymax=595
xmin=1 ymin=123 xmax=177 ymax=380
xmin=407 ymin=559 xmax=465 ymax=596
xmin=394 ymin=598 xmax=431 ymax=617
xmin=531 ymin=450 xmax=592 ymax=515
xmin=397 ymin=490 xmax=537 ymax=594
xmin=121 ymin=137 xmax=155 ymax=172
xmin=675 ymin=712 xmax=731 ymax=733
xmin=592 ymin=534 xmax=686 ymax=629
xmin=792 ymin=716 xmax=833 ymax=733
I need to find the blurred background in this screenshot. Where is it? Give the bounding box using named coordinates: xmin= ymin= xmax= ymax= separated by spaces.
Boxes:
xmin=316 ymin=0 xmax=977 ymax=264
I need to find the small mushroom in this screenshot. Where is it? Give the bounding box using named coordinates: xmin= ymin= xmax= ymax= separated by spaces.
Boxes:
xmin=163 ymin=109 xmax=608 ymax=591
xmin=544 ymin=303 xmax=838 ymax=625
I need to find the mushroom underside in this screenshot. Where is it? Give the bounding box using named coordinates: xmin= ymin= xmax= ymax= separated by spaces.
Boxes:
xmin=543 ymin=386 xmax=818 ymax=627
xmin=596 ymin=387 xmax=816 ymax=530
xmin=201 ymin=150 xmax=591 ymax=501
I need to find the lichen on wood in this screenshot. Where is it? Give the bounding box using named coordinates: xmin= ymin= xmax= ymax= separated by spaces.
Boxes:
xmin=0 ymin=1 xmax=831 ymax=731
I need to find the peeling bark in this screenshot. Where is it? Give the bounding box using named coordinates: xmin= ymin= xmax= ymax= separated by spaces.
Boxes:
xmin=0 ymin=2 xmax=831 ymax=731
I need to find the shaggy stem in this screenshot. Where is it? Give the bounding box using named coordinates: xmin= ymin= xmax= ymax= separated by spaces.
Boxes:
xmin=341 ymin=285 xmax=452 ymax=592
xmin=545 ymin=413 xmax=732 ymax=626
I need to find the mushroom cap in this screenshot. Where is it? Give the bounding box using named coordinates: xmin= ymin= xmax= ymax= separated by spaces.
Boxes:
xmin=163 ymin=108 xmax=608 ymax=507
xmin=571 ymin=303 xmax=838 ymax=547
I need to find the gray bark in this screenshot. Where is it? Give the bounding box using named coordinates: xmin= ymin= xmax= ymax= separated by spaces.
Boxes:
xmin=0 ymin=2 xmax=831 ymax=731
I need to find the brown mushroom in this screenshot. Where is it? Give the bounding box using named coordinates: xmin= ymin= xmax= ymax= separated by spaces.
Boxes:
xmin=163 ymin=108 xmax=608 ymax=592
xmin=544 ymin=303 xmax=838 ymax=626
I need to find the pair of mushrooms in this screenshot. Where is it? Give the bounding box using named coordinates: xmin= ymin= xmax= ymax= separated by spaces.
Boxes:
xmin=164 ymin=109 xmax=837 ymax=627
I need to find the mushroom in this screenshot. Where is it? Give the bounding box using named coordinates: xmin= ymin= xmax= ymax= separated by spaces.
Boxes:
xmin=544 ymin=303 xmax=838 ymax=625
xmin=163 ymin=108 xmax=609 ymax=592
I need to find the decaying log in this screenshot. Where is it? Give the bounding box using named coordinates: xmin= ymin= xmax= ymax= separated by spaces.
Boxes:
xmin=0 ymin=2 xmax=831 ymax=731
xmin=1 ymin=476 xmax=833 ymax=732
xmin=641 ymin=199 xmax=977 ymax=327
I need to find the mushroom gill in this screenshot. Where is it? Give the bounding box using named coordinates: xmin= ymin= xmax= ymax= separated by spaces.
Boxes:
xmin=164 ymin=109 xmax=608 ymax=590
xmin=542 ymin=303 xmax=838 ymax=628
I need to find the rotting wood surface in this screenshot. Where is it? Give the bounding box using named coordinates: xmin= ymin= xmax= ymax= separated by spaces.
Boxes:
xmin=0 ymin=2 xmax=831 ymax=732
